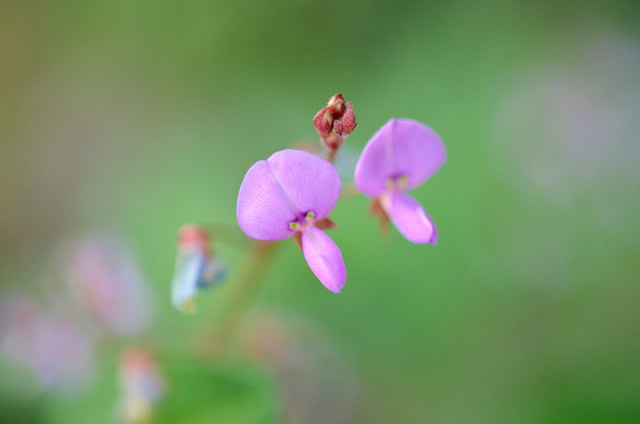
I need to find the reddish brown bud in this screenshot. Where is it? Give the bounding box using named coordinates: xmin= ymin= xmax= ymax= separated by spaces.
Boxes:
xmin=327 ymin=93 xmax=346 ymax=120
xmin=313 ymin=107 xmax=333 ymax=138
xmin=342 ymin=102 xmax=357 ymax=135
xmin=313 ymin=93 xmax=356 ymax=164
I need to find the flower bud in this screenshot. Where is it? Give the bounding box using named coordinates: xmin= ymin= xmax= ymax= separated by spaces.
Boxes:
xmin=342 ymin=102 xmax=357 ymax=135
xmin=313 ymin=107 xmax=333 ymax=138
xmin=172 ymin=224 xmax=226 ymax=313
xmin=119 ymin=348 xmax=165 ymax=424
xmin=313 ymin=93 xmax=357 ymax=164
xmin=327 ymin=93 xmax=346 ymax=120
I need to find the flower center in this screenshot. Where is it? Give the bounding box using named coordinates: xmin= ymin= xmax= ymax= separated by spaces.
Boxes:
xmin=289 ymin=211 xmax=316 ymax=231
xmin=385 ymin=174 xmax=409 ymax=191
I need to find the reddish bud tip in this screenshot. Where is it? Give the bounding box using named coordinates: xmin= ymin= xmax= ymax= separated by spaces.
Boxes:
xmin=120 ymin=348 xmax=156 ymax=376
xmin=178 ymin=224 xmax=210 ymax=250
xmin=313 ymin=107 xmax=333 ymax=138
xmin=342 ymin=102 xmax=357 ymax=134
xmin=327 ymin=93 xmax=346 ymax=120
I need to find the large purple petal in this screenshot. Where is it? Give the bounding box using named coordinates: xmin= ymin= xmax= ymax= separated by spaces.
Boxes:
xmin=266 ymin=149 xmax=341 ymax=219
xmin=384 ymin=191 xmax=438 ymax=244
xmin=237 ymin=160 xmax=298 ymax=240
xmin=237 ymin=150 xmax=341 ymax=240
xmin=301 ymin=227 xmax=346 ymax=293
xmin=355 ymin=119 xmax=446 ymax=196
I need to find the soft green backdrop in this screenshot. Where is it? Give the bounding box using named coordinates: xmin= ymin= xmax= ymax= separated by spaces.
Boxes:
xmin=1 ymin=1 xmax=639 ymax=423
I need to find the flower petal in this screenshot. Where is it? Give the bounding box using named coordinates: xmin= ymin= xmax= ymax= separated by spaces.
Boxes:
xmin=355 ymin=119 xmax=446 ymax=196
xmin=301 ymin=227 xmax=346 ymax=293
xmin=237 ymin=149 xmax=341 ymax=240
xmin=265 ymin=149 xmax=341 ymax=219
xmin=384 ymin=191 xmax=438 ymax=244
xmin=171 ymin=248 xmax=206 ymax=312
xmin=237 ymin=160 xmax=298 ymax=240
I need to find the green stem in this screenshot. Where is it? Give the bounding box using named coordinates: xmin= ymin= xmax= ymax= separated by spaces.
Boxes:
xmin=195 ymin=240 xmax=280 ymax=359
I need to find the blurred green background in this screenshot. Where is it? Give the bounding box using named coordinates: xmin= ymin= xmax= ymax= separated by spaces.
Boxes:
xmin=1 ymin=0 xmax=640 ymax=423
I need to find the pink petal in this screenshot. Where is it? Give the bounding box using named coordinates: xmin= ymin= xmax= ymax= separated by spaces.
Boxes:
xmin=237 ymin=160 xmax=298 ymax=240
xmin=265 ymin=149 xmax=341 ymax=219
xmin=237 ymin=150 xmax=341 ymax=240
xmin=301 ymin=227 xmax=346 ymax=293
xmin=355 ymin=119 xmax=446 ymax=196
xmin=384 ymin=191 xmax=438 ymax=244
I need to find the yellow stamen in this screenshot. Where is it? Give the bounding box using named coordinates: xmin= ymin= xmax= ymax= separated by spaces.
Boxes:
xmin=179 ymin=298 xmax=197 ymax=314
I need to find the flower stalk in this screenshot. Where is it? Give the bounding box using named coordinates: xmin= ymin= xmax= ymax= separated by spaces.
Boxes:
xmin=195 ymin=240 xmax=280 ymax=359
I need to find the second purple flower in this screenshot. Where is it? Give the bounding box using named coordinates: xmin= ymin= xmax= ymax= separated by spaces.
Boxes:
xmin=237 ymin=149 xmax=346 ymax=293
xmin=355 ymin=119 xmax=446 ymax=244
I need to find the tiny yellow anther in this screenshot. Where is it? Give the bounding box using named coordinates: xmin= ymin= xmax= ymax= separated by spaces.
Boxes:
xmin=385 ymin=179 xmax=395 ymax=189
xmin=306 ymin=211 xmax=316 ymax=220
xmin=289 ymin=222 xmax=299 ymax=230
xmin=179 ymin=298 xmax=197 ymax=314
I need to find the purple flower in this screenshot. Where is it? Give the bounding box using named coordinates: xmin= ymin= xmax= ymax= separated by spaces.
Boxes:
xmin=237 ymin=149 xmax=346 ymax=292
xmin=355 ymin=119 xmax=446 ymax=244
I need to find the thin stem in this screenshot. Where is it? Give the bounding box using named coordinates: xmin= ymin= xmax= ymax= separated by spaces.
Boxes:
xmin=327 ymin=149 xmax=337 ymax=164
xmin=194 ymin=240 xmax=280 ymax=359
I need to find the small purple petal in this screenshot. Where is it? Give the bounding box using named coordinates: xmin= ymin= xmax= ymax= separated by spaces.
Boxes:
xmin=301 ymin=227 xmax=346 ymax=293
xmin=384 ymin=191 xmax=438 ymax=244
xmin=355 ymin=119 xmax=446 ymax=196
xmin=237 ymin=150 xmax=341 ymax=240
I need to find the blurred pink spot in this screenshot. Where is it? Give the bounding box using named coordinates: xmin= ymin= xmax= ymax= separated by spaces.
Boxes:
xmin=0 ymin=296 xmax=95 ymax=391
xmin=63 ymin=233 xmax=153 ymax=335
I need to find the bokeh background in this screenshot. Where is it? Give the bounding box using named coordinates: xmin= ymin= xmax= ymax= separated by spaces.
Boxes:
xmin=1 ymin=0 xmax=640 ymax=423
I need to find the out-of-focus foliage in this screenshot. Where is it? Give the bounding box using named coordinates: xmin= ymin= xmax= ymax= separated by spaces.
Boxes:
xmin=1 ymin=0 xmax=639 ymax=423
xmin=45 ymin=360 xmax=279 ymax=424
